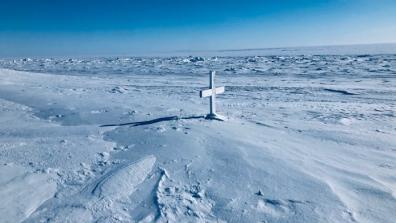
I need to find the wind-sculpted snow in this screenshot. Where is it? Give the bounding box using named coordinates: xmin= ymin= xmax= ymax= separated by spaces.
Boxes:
xmin=92 ymin=155 xmax=156 ymax=200
xmin=0 ymin=54 xmax=395 ymax=78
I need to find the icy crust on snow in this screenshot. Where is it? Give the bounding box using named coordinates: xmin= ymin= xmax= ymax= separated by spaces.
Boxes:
xmin=0 ymin=54 xmax=395 ymax=78
xmin=0 ymin=163 xmax=57 ymax=223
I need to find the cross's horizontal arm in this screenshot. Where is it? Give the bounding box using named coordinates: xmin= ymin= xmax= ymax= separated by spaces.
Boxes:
xmin=200 ymin=86 xmax=225 ymax=98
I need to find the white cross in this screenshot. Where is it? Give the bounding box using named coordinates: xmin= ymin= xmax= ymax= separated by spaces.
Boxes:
xmin=200 ymin=71 xmax=226 ymax=120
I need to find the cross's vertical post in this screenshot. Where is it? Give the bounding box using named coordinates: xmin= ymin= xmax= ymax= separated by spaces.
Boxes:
xmin=209 ymin=71 xmax=215 ymax=116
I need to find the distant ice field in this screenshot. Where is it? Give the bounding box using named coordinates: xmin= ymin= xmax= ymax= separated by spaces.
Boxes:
xmin=1 ymin=44 xmax=395 ymax=77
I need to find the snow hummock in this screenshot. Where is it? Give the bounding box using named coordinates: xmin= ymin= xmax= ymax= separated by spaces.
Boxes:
xmin=0 ymin=50 xmax=395 ymax=222
xmin=93 ymin=155 xmax=156 ymax=200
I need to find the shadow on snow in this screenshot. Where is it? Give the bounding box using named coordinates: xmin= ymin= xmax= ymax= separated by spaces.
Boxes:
xmin=100 ymin=115 xmax=205 ymax=127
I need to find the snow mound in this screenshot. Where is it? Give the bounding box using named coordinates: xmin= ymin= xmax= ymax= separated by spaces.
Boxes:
xmin=93 ymin=155 xmax=156 ymax=200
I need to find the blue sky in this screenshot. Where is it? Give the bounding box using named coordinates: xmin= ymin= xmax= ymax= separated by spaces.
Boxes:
xmin=1 ymin=0 xmax=396 ymax=57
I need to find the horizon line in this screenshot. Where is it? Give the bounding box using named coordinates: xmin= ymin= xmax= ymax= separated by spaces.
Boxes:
xmin=1 ymin=42 xmax=396 ymax=59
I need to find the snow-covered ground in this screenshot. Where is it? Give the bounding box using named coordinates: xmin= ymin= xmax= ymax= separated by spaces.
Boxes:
xmin=0 ymin=49 xmax=395 ymax=222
